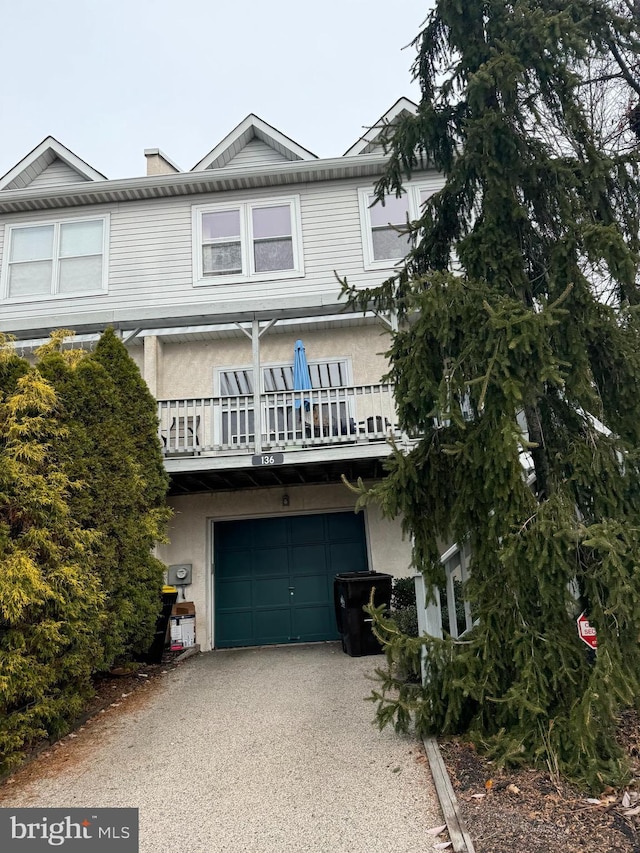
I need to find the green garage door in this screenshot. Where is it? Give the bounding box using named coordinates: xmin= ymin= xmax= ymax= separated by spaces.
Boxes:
xmin=214 ymin=511 xmax=368 ymax=648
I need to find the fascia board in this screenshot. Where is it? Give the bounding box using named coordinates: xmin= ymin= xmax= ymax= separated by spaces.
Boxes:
xmin=192 ymin=114 xmax=317 ymax=172
xmin=0 ymin=292 xmax=368 ymax=340
xmin=0 ymin=136 xmax=107 ymax=190
xmin=344 ymin=97 xmax=418 ymax=156
xmin=0 ymin=153 xmax=401 ymax=213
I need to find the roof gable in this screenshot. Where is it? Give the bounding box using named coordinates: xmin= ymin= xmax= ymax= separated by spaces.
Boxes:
xmin=192 ymin=114 xmax=317 ymax=172
xmin=0 ymin=137 xmax=106 ymax=191
xmin=344 ymin=97 xmax=418 ymax=156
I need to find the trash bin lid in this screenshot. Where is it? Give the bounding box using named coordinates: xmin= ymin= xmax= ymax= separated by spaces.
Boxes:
xmin=334 ymin=572 xmax=392 ymax=581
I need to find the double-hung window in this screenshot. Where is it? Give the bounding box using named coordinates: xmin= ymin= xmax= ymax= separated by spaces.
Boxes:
xmin=358 ymin=184 xmax=433 ymax=269
xmin=194 ymin=196 xmax=303 ymax=284
xmin=3 ymin=216 xmax=109 ymax=300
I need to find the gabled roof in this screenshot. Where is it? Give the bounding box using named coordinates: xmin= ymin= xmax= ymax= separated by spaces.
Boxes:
xmin=192 ymin=114 xmax=317 ymax=171
xmin=0 ymin=136 xmax=107 ymax=191
xmin=344 ymin=97 xmax=418 ymax=156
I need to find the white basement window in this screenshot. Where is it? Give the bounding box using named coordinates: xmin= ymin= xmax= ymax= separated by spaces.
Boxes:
xmin=193 ymin=196 xmax=303 ymax=284
xmin=358 ymin=185 xmax=433 ymax=270
xmin=2 ymin=216 xmax=109 ymax=300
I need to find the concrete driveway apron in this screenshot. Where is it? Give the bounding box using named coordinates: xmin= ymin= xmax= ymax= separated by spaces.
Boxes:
xmin=0 ymin=643 xmax=444 ymax=853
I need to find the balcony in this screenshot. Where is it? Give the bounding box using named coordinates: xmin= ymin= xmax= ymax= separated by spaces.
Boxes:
xmin=158 ymin=383 xmax=401 ymax=458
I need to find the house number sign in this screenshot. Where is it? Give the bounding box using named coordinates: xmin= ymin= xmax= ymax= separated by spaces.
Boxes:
xmin=251 ymin=453 xmax=284 ymax=466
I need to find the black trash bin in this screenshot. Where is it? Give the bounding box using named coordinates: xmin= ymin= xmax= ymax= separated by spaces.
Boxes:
xmin=334 ymin=571 xmax=393 ymax=656
xmin=141 ymin=585 xmax=178 ymax=663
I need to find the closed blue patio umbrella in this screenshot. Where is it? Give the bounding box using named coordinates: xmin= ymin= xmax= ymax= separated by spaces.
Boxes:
xmin=293 ymin=339 xmax=312 ymax=410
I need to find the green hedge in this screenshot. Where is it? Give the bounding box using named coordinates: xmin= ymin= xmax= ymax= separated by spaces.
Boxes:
xmin=0 ymin=331 xmax=171 ymax=773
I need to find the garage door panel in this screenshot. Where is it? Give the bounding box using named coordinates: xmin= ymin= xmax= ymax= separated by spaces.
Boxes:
xmin=292 ymin=606 xmax=339 ymax=641
xmin=215 ymin=511 xmax=368 ymax=648
xmin=293 ymin=573 xmax=330 ymax=605
xmin=217 ymin=579 xmax=253 ymax=610
xmin=290 ymin=544 xmax=327 ymax=576
xmin=253 ymin=547 xmax=289 ymax=577
xmin=329 ymin=541 xmax=367 ymax=573
xmin=216 ymin=611 xmax=254 ymax=647
xmin=216 ymin=550 xmax=252 ymax=579
xmin=216 ymin=521 xmax=252 ymax=551
xmin=327 ymin=512 xmax=364 ymax=541
xmin=251 ymin=516 xmax=288 ymax=545
xmin=254 ymin=608 xmax=292 ymax=643
xmin=289 ymin=514 xmax=325 ymax=544
xmin=253 ymin=576 xmax=290 ymax=607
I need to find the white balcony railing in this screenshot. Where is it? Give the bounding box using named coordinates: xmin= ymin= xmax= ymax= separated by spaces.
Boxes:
xmin=157 ymin=384 xmax=401 ymax=456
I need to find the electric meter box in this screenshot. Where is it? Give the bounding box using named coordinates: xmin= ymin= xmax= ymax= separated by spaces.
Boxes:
xmin=168 ymin=563 xmax=192 ymax=585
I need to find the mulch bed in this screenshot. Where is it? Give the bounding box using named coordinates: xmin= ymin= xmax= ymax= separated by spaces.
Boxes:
xmin=439 ymin=711 xmax=640 ymax=853
xmin=82 ymin=649 xmax=185 ymax=717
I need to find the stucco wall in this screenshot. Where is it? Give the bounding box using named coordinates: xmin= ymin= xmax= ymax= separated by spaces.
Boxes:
xmin=158 ymin=482 xmax=412 ymax=651
xmin=155 ymin=322 xmax=392 ymax=400
xmin=126 ymin=345 xmax=144 ymax=374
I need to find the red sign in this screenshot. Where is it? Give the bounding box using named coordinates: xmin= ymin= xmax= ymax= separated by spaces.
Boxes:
xmin=577 ymin=612 xmax=597 ymax=650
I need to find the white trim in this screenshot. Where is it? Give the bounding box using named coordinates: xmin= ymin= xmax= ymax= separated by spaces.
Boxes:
xmin=0 ymin=136 xmax=106 ymax=190
xmin=192 ymin=195 xmax=304 ymax=286
xmin=193 ymin=114 xmax=317 ymax=172
xmin=1 ymin=214 xmax=110 ymax=303
xmin=344 ymin=97 xmax=418 ymax=156
xmin=358 ymin=183 xmax=432 ymax=271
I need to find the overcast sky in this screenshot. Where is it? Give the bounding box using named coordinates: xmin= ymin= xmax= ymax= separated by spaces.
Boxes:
xmin=0 ymin=1 xmax=431 ymax=181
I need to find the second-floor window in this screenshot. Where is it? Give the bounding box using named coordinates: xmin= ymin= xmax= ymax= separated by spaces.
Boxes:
xmin=358 ymin=185 xmax=433 ymax=269
xmin=3 ymin=216 xmax=109 ymax=300
xmin=193 ymin=196 xmax=303 ymax=284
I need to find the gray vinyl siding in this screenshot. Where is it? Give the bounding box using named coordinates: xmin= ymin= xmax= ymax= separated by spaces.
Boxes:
xmin=27 ymin=159 xmax=91 ymax=189
xmin=0 ymin=171 xmax=445 ymax=333
xmin=220 ymin=139 xmax=291 ymax=170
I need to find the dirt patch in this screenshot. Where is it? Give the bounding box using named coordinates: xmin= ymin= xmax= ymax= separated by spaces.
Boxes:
xmin=439 ymin=711 xmax=640 ymax=853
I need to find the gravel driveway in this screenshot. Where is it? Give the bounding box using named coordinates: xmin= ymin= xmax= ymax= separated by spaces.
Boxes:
xmin=0 ymin=643 xmax=443 ymax=853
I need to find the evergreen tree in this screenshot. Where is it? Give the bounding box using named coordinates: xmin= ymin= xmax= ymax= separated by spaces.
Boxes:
xmin=0 ymin=357 xmax=104 ymax=771
xmin=89 ymin=329 xmax=171 ymax=656
xmin=344 ymin=1 xmax=640 ymax=787
xmin=37 ymin=330 xmax=171 ymax=663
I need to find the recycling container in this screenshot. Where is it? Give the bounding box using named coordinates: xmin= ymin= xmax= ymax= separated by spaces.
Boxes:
xmin=141 ymin=585 xmax=178 ymax=663
xmin=334 ymin=571 xmax=393 ymax=656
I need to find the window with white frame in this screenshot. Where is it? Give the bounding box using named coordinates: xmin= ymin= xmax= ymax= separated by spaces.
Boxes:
xmin=193 ymin=197 xmax=303 ymax=283
xmin=358 ymin=185 xmax=433 ymax=269
xmin=3 ymin=216 xmax=108 ymax=300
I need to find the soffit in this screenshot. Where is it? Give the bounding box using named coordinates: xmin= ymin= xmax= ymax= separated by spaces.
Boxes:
xmin=167 ymin=456 xmax=388 ymax=494
xmin=0 ymin=154 xmax=394 ymax=213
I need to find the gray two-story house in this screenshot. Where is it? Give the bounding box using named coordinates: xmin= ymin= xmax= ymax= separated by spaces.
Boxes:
xmin=0 ymin=98 xmax=444 ymax=651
